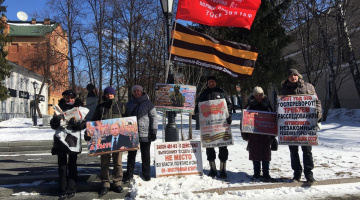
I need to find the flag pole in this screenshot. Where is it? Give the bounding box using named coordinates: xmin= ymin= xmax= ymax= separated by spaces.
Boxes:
xmin=164 ymin=19 xmax=178 ymax=84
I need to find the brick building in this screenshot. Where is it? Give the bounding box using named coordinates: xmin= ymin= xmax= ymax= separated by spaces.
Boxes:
xmin=3 ymin=16 xmax=69 ymax=115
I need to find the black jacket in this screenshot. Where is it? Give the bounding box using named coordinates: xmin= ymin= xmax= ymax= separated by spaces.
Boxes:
xmin=91 ymin=97 xmax=125 ymax=121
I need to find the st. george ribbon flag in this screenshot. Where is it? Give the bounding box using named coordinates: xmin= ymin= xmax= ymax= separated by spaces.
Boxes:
xmin=176 ymin=0 xmax=261 ymax=30
xmin=170 ymin=24 xmax=258 ymax=79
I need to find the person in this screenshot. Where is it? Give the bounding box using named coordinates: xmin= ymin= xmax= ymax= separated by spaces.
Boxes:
xmin=85 ymin=86 xmax=125 ymax=195
xmin=123 ymin=85 xmax=158 ymax=182
xmin=194 ymin=76 xmax=233 ymax=178
xmin=103 ymin=123 xmax=132 ymax=151
xmin=50 ymin=90 xmax=86 ymax=199
xmin=169 ymin=85 xmax=185 ymax=107
xmin=279 ymin=69 xmax=322 ymax=183
xmin=241 ymin=86 xmax=274 ymax=182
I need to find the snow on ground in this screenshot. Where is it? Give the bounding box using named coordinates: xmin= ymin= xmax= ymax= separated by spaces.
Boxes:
xmin=1 ymin=109 xmax=360 ymax=199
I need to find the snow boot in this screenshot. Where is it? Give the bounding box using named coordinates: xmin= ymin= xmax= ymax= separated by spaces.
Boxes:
xmin=208 ymin=161 xmax=217 ymax=178
xmin=219 ymin=161 xmax=227 ymax=178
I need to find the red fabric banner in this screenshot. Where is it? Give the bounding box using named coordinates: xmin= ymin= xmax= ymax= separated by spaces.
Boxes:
xmin=176 ymin=0 xmax=261 ymax=30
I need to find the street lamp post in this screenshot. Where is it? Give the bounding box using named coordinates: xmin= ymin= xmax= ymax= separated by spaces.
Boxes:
xmin=32 ymin=81 xmax=38 ymax=126
xmin=160 ymin=0 xmax=179 ymax=142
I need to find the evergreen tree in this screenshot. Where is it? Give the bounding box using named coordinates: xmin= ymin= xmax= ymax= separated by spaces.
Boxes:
xmin=227 ymin=0 xmax=295 ymax=94
xmin=0 ymin=0 xmax=12 ymax=101
xmin=191 ymin=0 xmax=295 ymax=101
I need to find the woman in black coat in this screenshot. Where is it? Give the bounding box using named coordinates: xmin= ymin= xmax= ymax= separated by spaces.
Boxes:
xmin=241 ymin=86 xmax=274 ymax=182
xmin=50 ymin=90 xmax=86 ymax=199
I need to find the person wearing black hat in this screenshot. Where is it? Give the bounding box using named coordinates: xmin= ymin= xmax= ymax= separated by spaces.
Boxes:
xmin=279 ymin=69 xmax=322 ymax=184
xmin=194 ymin=76 xmax=233 ymax=178
xmin=84 ymin=86 xmax=126 ymax=195
xmin=50 ymin=90 xmax=85 ymax=199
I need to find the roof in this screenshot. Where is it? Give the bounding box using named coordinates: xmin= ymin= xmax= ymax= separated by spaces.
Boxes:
xmin=6 ymin=21 xmax=59 ymax=37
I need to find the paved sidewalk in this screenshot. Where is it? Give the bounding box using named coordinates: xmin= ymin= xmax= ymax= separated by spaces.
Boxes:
xmin=0 ymin=140 xmax=131 ymax=199
xmin=1 ymin=141 xmax=360 ymax=199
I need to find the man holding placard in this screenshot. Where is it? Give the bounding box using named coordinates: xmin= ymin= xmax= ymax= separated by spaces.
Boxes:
xmin=195 ymin=76 xmax=233 ymax=178
xmin=279 ymin=69 xmax=322 ymax=184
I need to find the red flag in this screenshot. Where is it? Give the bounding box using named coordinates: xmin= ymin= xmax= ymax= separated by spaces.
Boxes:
xmin=176 ymin=0 xmax=261 ymax=30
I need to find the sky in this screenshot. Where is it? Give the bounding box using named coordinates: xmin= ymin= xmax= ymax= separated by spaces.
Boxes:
xmin=0 ymin=108 xmax=360 ymax=199
xmin=3 ymin=0 xmax=47 ymax=21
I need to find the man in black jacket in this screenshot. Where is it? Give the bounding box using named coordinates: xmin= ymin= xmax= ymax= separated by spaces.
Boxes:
xmin=85 ymin=86 xmax=125 ymax=195
xmin=194 ymin=76 xmax=232 ymax=178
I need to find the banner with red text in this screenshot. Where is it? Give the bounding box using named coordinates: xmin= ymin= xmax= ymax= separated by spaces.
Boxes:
xmin=277 ymin=95 xmax=318 ymax=146
xmin=199 ymin=99 xmax=233 ymax=148
xmin=86 ymin=117 xmax=139 ymax=155
xmin=241 ymin=109 xmax=277 ymax=136
xmin=176 ymin=0 xmax=261 ymax=30
xmin=154 ymin=141 xmax=203 ymax=177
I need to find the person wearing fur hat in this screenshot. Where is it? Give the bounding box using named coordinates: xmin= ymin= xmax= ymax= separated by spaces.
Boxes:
xmin=50 ymin=90 xmax=86 ymax=199
xmin=85 ymin=86 xmax=126 ymax=195
xmin=279 ymin=69 xmax=322 ymax=184
xmin=194 ymin=75 xmax=233 ymax=178
xmin=122 ymin=85 xmax=158 ymax=182
xmin=241 ymin=86 xmax=274 ymax=182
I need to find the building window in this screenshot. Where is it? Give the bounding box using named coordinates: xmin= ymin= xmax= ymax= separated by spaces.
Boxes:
xmin=20 ymin=102 xmax=24 ymax=113
xmin=25 ymin=102 xmax=29 ymax=113
xmin=20 ymin=78 xmax=23 ymax=90
xmin=10 ymin=101 xmax=14 ymax=113
xmin=1 ymin=101 xmax=5 ymax=112
xmin=10 ymin=44 xmax=18 ymax=53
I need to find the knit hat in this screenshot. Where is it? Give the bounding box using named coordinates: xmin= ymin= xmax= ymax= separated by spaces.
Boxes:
xmin=253 ymin=86 xmax=264 ymax=95
xmin=207 ymin=76 xmax=217 ymax=82
xmin=62 ymin=90 xmax=77 ymax=98
xmin=132 ymin=85 xmax=143 ymax=93
xmin=288 ymin=69 xmax=303 ymax=79
xmin=104 ymin=86 xmax=116 ymax=95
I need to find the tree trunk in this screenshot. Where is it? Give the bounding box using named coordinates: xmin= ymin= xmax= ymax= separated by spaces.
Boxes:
xmin=336 ymin=1 xmax=360 ymax=99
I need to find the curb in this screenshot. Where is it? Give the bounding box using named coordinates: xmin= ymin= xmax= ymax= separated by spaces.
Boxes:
xmin=0 ymin=140 xmax=88 ymax=153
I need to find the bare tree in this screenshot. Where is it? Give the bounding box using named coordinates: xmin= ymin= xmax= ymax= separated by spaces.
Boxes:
xmin=48 ymin=0 xmax=84 ymax=90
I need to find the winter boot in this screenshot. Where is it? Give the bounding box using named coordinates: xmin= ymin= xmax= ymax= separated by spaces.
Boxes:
xmin=219 ymin=161 xmax=227 ymax=178
xmin=262 ymin=161 xmax=272 ymax=182
xmin=208 ymin=161 xmax=217 ymax=178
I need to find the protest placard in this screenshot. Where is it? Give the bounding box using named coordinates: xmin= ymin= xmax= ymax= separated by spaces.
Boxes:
xmin=86 ymin=117 xmax=139 ymax=155
xmin=241 ymin=109 xmax=277 ymax=136
xmin=277 ymin=95 xmax=318 ymax=145
xmin=154 ymin=141 xmax=203 ymax=177
xmin=154 ymin=84 xmax=196 ymax=113
xmin=199 ymin=99 xmax=233 ymax=148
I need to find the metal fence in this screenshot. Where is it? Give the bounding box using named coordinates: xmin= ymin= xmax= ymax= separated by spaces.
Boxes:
xmin=0 ymin=113 xmax=29 ymax=121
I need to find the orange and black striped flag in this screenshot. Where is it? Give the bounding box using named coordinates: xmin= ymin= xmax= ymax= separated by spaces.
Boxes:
xmin=170 ymin=24 xmax=258 ymax=79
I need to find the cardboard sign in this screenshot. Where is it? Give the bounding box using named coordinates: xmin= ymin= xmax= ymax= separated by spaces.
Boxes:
xmin=155 ymin=84 xmax=196 ymax=113
xmin=154 ymin=141 xmax=203 ymax=177
xmin=86 ymin=117 xmax=139 ymax=155
xmin=199 ymin=99 xmax=233 ymax=148
xmin=277 ymin=95 xmax=318 ymax=146
xmin=241 ymin=109 xmax=277 ymax=136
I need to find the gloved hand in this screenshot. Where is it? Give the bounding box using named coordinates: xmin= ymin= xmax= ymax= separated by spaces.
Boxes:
xmin=226 ymin=115 xmax=232 ymax=125
xmin=149 ymin=129 xmax=157 ymax=141
xmin=68 ymin=118 xmax=86 ymax=131
xmin=84 ymin=130 xmax=91 ymax=141
xmin=191 ymin=113 xmax=196 ymax=120
xmin=67 ymin=118 xmax=76 ymax=130
xmin=50 ymin=114 xmax=64 ymax=129
xmin=317 ymin=112 xmax=323 ymax=123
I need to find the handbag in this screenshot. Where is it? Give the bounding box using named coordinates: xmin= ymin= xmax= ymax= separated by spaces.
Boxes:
xmin=271 ymin=137 xmax=278 ymax=151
